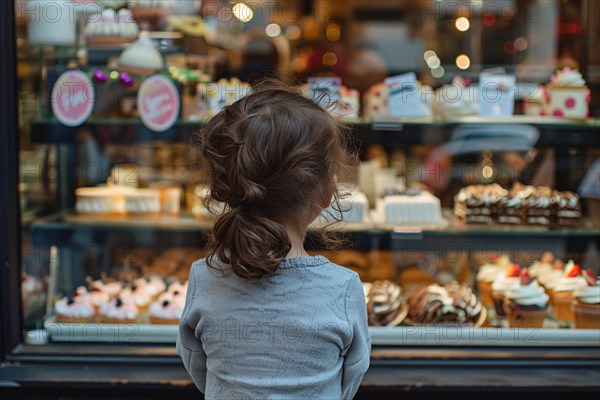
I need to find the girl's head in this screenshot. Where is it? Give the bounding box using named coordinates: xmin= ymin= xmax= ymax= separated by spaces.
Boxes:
xmin=198 ymin=79 xmax=355 ymax=279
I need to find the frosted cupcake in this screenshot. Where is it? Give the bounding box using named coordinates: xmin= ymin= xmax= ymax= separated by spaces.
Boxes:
xmin=134 ymin=275 xmax=166 ymax=299
xmin=149 ymin=292 xmax=185 ymax=325
xmin=120 ymin=284 xmax=153 ymax=313
xmin=99 ymin=297 xmax=139 ymax=324
xmin=491 ymin=262 xmax=521 ymax=317
xmin=571 ymin=270 xmax=600 ymax=329
xmin=543 ymin=67 xmax=591 ymax=119
xmin=166 ymin=280 xmax=188 ymax=296
xmin=504 ymin=270 xmax=549 ymax=328
xmin=55 ymin=296 xmax=95 ymax=323
xmin=477 ymin=255 xmax=510 ymax=307
xmin=75 ymin=286 xmax=110 ymax=311
xmin=528 ymin=252 xmax=555 ymax=279
xmin=552 ymin=260 xmax=587 ymax=321
xmin=537 ymin=259 xmax=565 ymax=306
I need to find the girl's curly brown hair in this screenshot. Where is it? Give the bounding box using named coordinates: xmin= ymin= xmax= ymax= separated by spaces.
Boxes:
xmin=197 ymin=78 xmax=356 ymax=279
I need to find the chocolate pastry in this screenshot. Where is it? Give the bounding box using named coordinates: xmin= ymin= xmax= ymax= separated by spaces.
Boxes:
xmin=406 ymin=282 xmax=485 ymax=326
xmin=363 ymin=280 xmax=408 ymax=326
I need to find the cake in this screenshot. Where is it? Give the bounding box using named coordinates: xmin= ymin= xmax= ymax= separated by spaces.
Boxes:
xmin=99 ymin=297 xmax=139 ymax=324
xmin=75 ymin=187 xmax=130 ymax=215
xmin=362 ymin=280 xmax=408 ymax=326
xmin=454 ymin=184 xmax=506 ymax=224
xmin=476 ymin=255 xmax=510 ymax=307
xmin=503 ymin=269 xmax=549 ymax=329
xmin=571 ymin=270 xmax=600 ymax=329
xmin=543 ymin=67 xmax=590 ymax=119
xmin=55 ymin=295 xmax=96 ymax=323
xmin=336 ymin=86 xmax=360 ymax=121
xmin=522 ymin=186 xmax=557 ymax=225
xmin=555 ymin=191 xmax=582 ymax=226
xmin=318 ymin=190 xmax=369 ymax=224
xmin=123 ymin=189 xmax=161 ymax=216
xmin=523 ymin=85 xmax=545 ymax=116
xmin=552 ymin=260 xmax=587 ymax=321
xmin=537 ymin=259 xmax=566 ymax=306
xmin=362 ymin=83 xmax=389 ymax=118
xmin=491 ymin=262 xmax=520 ymax=317
xmin=406 ymin=282 xmax=486 ymax=326
xmin=117 ymin=34 xmax=164 ymax=75
xmin=454 ymin=183 xmax=581 ymax=226
xmin=432 ymin=77 xmax=479 ymax=121
xmin=84 ymin=8 xmax=139 ymax=46
xmin=376 ymin=188 xmax=442 ymax=225
xmin=496 ymin=183 xmax=533 ymax=224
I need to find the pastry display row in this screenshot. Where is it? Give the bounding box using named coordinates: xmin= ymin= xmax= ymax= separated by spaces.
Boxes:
xmin=454 ymin=183 xmax=582 ymax=226
xmin=46 ymin=247 xmax=598 ymax=331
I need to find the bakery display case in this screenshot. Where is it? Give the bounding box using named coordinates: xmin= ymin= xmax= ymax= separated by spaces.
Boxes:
xmin=2 ymin=1 xmax=600 ymax=398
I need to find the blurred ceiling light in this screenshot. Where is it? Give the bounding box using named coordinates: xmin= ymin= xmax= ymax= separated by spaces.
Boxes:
xmin=431 ymin=66 xmax=445 ymax=78
xmin=322 ymin=52 xmax=338 ymax=66
xmin=232 ymin=3 xmax=253 ymax=22
xmin=455 ymin=17 xmax=470 ymax=32
xmin=426 ymin=56 xmax=441 ymax=69
xmin=456 ymin=54 xmax=471 ymax=70
xmin=423 ymin=50 xmax=437 ymax=61
xmin=326 ymin=24 xmax=341 ymax=42
xmin=265 ymin=23 xmax=281 ymax=37
xmin=515 ymin=37 xmax=528 ymax=51
xmin=286 ymin=25 xmax=301 ymax=40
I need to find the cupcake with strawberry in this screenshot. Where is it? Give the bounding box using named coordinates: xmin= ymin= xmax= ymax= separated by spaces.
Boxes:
xmin=537 ymin=259 xmax=565 ymax=306
xmin=571 ymin=269 xmax=600 ymax=329
xmin=477 ymin=255 xmax=509 ymax=307
xmin=491 ymin=262 xmax=521 ymax=317
xmin=528 ymin=252 xmax=555 ymax=279
xmin=552 ymin=260 xmax=587 ymax=321
xmin=504 ymin=270 xmax=549 ymax=328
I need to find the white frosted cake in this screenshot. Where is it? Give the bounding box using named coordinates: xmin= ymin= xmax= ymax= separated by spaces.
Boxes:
xmin=319 ymin=191 xmax=369 ymax=224
xmin=123 ymin=189 xmax=161 ymax=216
xmin=376 ymin=191 xmax=443 ymax=225
xmin=75 ymin=187 xmax=131 ymax=215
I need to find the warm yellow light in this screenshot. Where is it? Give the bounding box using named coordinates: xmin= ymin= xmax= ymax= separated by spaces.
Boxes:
xmin=456 ymin=54 xmax=471 ymax=70
xmin=110 ymin=71 xmax=119 ymax=79
xmin=326 ymin=24 xmax=341 ymax=42
xmin=431 ymin=66 xmax=445 ymax=78
xmin=322 ymin=52 xmax=338 ymax=66
xmin=482 ymin=165 xmax=494 ymax=179
xmin=515 ymin=37 xmax=528 ymax=51
xmin=265 ymin=23 xmax=281 ymax=37
xmin=286 ymin=25 xmax=301 ymax=40
xmin=232 ymin=3 xmax=253 ymax=22
xmin=455 ymin=17 xmax=470 ymax=32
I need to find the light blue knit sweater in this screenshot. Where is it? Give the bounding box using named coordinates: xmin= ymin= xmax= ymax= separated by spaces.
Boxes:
xmin=177 ymin=255 xmax=371 ymax=399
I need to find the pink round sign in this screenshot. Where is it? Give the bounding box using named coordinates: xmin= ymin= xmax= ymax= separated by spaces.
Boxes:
xmin=137 ymin=75 xmax=180 ymax=132
xmin=51 ymin=70 xmax=94 ymax=127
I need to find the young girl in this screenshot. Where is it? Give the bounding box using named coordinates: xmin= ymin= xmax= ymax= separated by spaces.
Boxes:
xmin=177 ymin=81 xmax=370 ymax=399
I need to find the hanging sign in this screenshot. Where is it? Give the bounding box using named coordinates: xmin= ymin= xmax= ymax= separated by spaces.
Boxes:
xmin=51 ymin=70 xmax=94 ymax=127
xmin=137 ymin=75 xmax=180 ymax=132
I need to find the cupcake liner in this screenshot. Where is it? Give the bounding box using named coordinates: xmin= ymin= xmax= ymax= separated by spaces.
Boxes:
xmin=491 ymin=292 xmax=506 ymax=317
xmin=571 ymin=301 xmax=600 ymax=330
xmin=503 ymin=304 xmax=547 ymax=329
xmin=98 ymin=315 xmax=138 ymax=325
xmin=553 ymin=292 xmax=575 ymax=321
xmin=477 ymin=281 xmax=494 ymax=307
xmin=55 ymin=314 xmax=95 ymax=324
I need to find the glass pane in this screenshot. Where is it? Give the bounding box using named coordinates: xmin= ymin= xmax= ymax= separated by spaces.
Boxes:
xmin=14 ymin=0 xmax=599 ymax=350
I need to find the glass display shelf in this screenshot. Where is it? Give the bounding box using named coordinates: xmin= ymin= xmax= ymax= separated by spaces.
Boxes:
xmin=30 ymin=210 xmax=600 ymax=238
xmin=30 ymin=117 xmax=600 ymax=146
